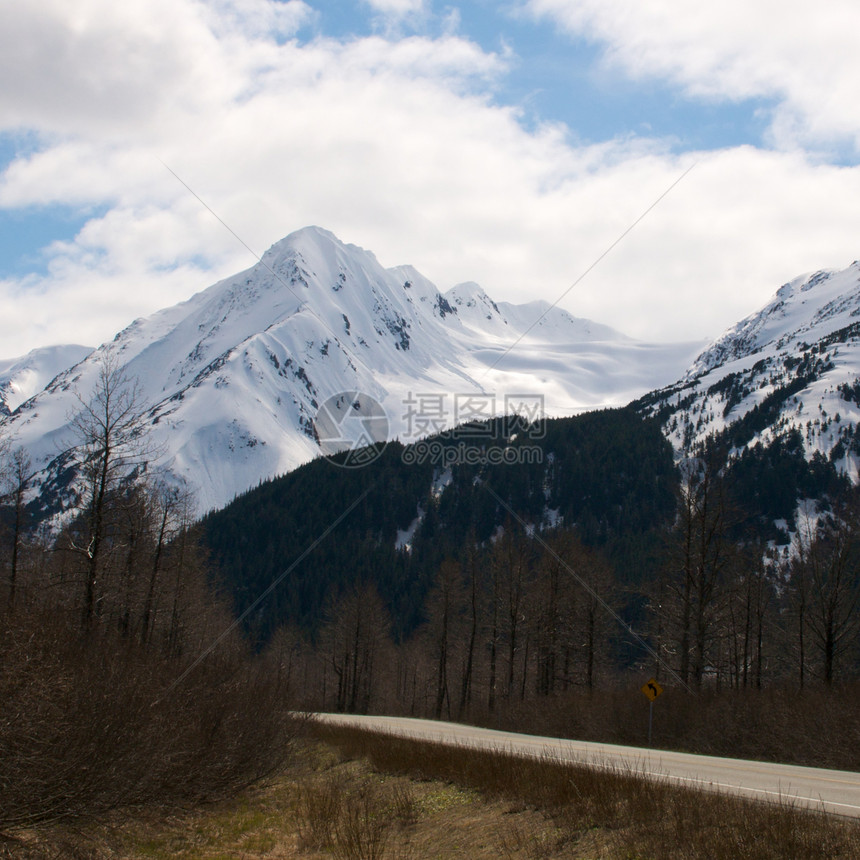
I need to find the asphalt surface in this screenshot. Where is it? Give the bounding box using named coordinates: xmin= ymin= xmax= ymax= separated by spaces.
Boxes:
xmin=314 ymin=713 xmax=860 ymax=818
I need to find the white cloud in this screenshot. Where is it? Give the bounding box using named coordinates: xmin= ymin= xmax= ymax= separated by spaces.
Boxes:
xmin=361 ymin=0 xmax=429 ymax=37
xmin=524 ymin=0 xmax=860 ymax=152
xmin=363 ymin=0 xmax=426 ymax=19
xmin=1 ymin=0 xmax=860 ymax=359
xmin=203 ymin=0 xmax=313 ymax=39
xmin=0 ymin=0 xmax=226 ymax=136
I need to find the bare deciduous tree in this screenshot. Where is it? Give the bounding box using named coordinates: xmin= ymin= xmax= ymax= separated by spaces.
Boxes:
xmin=65 ymin=352 xmax=153 ymax=629
xmin=457 ymin=542 xmax=480 ymax=719
xmin=139 ymin=481 xmax=192 ymax=646
xmin=659 ymin=459 xmax=735 ymax=688
xmin=723 ymin=545 xmax=774 ymax=690
xmin=0 ymin=440 xmax=32 ymax=612
xmin=794 ymin=501 xmax=860 ymax=685
xmin=424 ymin=558 xmax=463 ymax=719
xmin=322 ymin=582 xmax=392 ymax=713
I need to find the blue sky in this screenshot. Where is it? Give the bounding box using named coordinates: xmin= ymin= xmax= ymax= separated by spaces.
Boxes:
xmin=2 ymin=0 xmax=860 ymax=355
xmin=313 ymin=1 xmax=772 ymax=149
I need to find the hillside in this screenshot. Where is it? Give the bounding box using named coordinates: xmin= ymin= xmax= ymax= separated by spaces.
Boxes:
xmin=201 ymin=408 xmax=678 ymax=640
xmin=636 ymin=262 xmax=860 ymax=465
xmin=633 ymin=262 xmax=860 ymax=535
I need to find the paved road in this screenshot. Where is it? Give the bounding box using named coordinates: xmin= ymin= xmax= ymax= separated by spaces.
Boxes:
xmin=314 ymin=713 xmax=860 ymax=818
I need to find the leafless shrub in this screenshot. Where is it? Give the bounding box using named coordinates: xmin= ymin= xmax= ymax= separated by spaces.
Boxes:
xmin=389 ymin=781 xmax=417 ymax=828
xmin=295 ymin=774 xmax=393 ymax=859
xmin=295 ymin=774 xmax=346 ymax=850
xmin=330 ymin=781 xmax=390 ymax=860
xmin=0 ymin=605 xmax=299 ymax=834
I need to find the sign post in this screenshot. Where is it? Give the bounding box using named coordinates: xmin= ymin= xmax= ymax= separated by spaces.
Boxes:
xmin=640 ymin=677 xmax=663 ymax=746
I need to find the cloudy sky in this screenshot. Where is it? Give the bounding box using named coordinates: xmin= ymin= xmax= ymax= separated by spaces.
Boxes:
xmin=2 ymin=0 xmax=860 ymax=357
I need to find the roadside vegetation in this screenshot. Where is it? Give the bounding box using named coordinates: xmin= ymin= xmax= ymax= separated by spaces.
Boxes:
xmin=7 ymin=722 xmax=860 ymax=859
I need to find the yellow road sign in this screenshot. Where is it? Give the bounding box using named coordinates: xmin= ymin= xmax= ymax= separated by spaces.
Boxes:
xmin=641 ymin=677 xmax=663 ymax=702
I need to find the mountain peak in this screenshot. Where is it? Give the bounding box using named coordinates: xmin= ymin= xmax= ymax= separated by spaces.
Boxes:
xmin=263 ymin=224 xmax=340 ymax=254
xmin=445 ymin=281 xmax=503 ymax=327
xmin=687 ymin=261 xmax=860 ymax=379
xmin=258 ymin=225 xmax=380 ymax=282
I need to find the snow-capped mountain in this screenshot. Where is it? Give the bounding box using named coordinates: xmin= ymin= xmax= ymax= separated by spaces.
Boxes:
xmin=0 ymin=226 xmax=700 ymax=515
xmin=636 ymin=261 xmax=860 ymax=479
xmin=0 ymin=345 xmax=93 ymax=416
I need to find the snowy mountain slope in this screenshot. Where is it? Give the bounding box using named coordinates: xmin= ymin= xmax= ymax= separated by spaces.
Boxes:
xmin=445 ymin=280 xmax=624 ymax=343
xmin=0 ymin=345 xmax=93 ymax=416
xmin=636 ymin=261 xmax=860 ymax=479
xmin=1 ymin=226 xmax=701 ymax=515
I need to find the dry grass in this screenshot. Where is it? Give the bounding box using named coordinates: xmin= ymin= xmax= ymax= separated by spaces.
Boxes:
xmin=9 ymin=722 xmax=860 ymax=860
xmin=308 ymin=722 xmax=860 ymax=860
xmin=6 ymin=741 xmax=580 ymax=859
